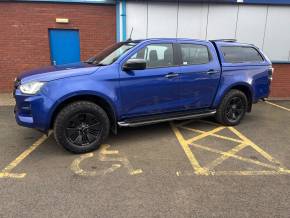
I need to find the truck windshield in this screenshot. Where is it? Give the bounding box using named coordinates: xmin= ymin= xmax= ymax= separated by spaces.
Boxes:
xmin=86 ymin=42 xmax=138 ymax=66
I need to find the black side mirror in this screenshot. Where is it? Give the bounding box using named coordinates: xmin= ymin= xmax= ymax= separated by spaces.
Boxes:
xmin=123 ymin=59 xmax=147 ymax=71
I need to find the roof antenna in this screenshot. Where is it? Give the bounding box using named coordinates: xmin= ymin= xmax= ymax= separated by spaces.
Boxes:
xmin=128 ymin=27 xmax=134 ymax=41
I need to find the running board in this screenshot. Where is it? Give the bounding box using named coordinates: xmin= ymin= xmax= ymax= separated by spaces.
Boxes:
xmin=118 ymin=110 xmax=216 ymax=127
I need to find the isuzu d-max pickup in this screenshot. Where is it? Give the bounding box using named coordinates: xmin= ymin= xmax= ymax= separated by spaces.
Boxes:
xmin=14 ymin=38 xmax=273 ymax=153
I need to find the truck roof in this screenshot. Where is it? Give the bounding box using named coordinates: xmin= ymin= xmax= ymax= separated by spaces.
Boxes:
xmin=130 ymin=38 xmax=208 ymax=43
xmin=130 ymin=38 xmax=255 ymax=47
xmin=212 ymin=40 xmax=255 ymax=47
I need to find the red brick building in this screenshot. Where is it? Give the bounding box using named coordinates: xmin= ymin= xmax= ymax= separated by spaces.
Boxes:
xmin=270 ymin=64 xmax=290 ymax=98
xmin=0 ymin=0 xmax=289 ymax=98
xmin=0 ymin=1 xmax=116 ymax=92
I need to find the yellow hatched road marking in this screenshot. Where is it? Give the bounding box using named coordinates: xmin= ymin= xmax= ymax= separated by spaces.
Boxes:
xmin=265 ymin=101 xmax=290 ymax=112
xmin=204 ymin=143 xmax=247 ymax=170
xmin=191 ymin=143 xmax=285 ymax=172
xmin=180 ymin=126 xmax=244 ymax=144
xmin=186 ymin=126 xmax=225 ymax=144
xmin=171 ymin=120 xmax=290 ymax=176
xmin=170 ymin=123 xmax=207 ymax=175
xmin=228 ymin=127 xmax=283 ymax=166
xmin=0 ymin=133 xmax=50 ymax=179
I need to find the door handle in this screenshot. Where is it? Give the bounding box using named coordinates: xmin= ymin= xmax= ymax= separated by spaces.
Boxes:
xmin=206 ymin=69 xmax=218 ymax=75
xmin=165 ymin=72 xmax=179 ymax=79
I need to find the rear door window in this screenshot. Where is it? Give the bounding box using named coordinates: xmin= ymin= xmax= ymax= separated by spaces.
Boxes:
xmin=180 ymin=44 xmax=211 ymax=65
xmin=221 ymin=46 xmax=264 ymax=63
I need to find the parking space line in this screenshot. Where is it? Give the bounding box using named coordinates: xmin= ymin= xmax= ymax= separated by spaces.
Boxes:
xmin=170 ymin=123 xmax=207 ymax=175
xmin=0 ymin=133 xmax=51 ymax=179
xmin=212 ymin=171 xmax=290 ymax=176
xmin=265 ymin=101 xmax=290 ymax=112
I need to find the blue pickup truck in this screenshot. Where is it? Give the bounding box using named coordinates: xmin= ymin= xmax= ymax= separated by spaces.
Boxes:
xmin=14 ymin=38 xmax=273 ymax=153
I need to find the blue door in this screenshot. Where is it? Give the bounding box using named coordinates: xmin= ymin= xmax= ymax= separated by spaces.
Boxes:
xmin=49 ymin=29 xmax=80 ymax=65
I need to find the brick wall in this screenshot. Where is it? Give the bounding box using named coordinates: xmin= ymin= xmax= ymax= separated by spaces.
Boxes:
xmin=0 ymin=2 xmax=116 ymax=92
xmin=0 ymin=2 xmax=289 ymax=98
xmin=270 ymin=64 xmax=290 ymax=98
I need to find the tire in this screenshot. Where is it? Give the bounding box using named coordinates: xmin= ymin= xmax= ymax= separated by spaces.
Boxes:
xmin=54 ymin=101 xmax=110 ymax=154
xmin=215 ymin=89 xmax=248 ymax=126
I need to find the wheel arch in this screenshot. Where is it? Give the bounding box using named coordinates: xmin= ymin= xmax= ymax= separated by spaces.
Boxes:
xmin=50 ymin=93 xmax=118 ymax=134
xmin=215 ymin=82 xmax=254 ymax=112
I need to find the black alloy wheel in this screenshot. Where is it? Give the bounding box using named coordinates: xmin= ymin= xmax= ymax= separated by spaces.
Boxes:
xmin=225 ymin=96 xmax=245 ymax=123
xmin=54 ymin=101 xmax=110 ymax=153
xmin=216 ymin=89 xmax=248 ymax=126
xmin=65 ymin=113 xmax=102 ymax=146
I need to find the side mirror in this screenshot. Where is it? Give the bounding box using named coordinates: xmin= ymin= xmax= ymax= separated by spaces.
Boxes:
xmin=122 ymin=59 xmax=147 ymax=71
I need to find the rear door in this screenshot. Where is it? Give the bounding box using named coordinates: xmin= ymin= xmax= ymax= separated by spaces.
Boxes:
xmin=178 ymin=41 xmax=221 ymax=110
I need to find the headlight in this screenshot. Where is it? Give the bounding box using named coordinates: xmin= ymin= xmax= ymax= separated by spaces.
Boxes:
xmin=19 ymin=81 xmax=45 ymax=94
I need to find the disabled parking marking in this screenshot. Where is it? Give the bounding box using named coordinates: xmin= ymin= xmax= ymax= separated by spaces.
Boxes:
xmin=71 ymin=152 xmax=121 ymax=177
xmin=71 ymin=144 xmax=143 ymax=177
xmin=0 ymin=133 xmax=51 ymax=179
xmin=265 ymin=101 xmax=290 ymax=112
xmin=171 ymin=120 xmax=290 ymax=176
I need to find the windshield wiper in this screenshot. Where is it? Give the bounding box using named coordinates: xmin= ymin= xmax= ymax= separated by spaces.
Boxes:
xmin=83 ymin=61 xmax=107 ymax=66
xmin=95 ymin=63 xmax=107 ymax=66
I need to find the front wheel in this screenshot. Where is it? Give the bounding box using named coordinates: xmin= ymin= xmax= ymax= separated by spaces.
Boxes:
xmin=54 ymin=101 xmax=110 ymax=154
xmin=215 ymin=89 xmax=248 ymax=126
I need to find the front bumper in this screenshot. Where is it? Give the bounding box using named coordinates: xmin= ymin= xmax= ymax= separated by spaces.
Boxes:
xmin=14 ymin=89 xmax=54 ymax=132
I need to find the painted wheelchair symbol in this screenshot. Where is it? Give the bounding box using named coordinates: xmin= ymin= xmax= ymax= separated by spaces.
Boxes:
xmin=71 ymin=144 xmax=142 ymax=177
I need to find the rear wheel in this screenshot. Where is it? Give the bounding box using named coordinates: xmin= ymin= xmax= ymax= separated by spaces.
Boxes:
xmin=216 ymin=89 xmax=248 ymax=126
xmin=54 ymin=101 xmax=110 ymax=154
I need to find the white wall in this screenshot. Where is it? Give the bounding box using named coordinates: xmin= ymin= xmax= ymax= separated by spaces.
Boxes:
xmin=235 ymin=5 xmax=268 ymax=48
xmin=263 ymin=6 xmax=290 ymax=61
xmin=147 ymin=2 xmax=178 ymax=38
xmin=206 ymin=4 xmax=239 ymax=40
xmin=126 ymin=2 xmax=147 ymax=39
xmin=126 ymin=1 xmax=290 ymax=61
xmin=177 ymin=3 xmax=208 ymax=39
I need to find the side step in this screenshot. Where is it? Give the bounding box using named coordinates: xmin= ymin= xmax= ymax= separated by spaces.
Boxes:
xmin=118 ymin=110 xmax=216 ymax=127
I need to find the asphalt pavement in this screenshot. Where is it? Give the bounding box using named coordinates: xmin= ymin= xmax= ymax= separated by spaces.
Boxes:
xmin=0 ymin=101 xmax=290 ymax=218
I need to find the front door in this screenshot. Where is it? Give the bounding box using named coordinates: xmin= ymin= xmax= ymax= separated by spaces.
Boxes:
xmin=49 ymin=29 xmax=80 ymax=65
xmin=119 ymin=43 xmax=181 ymax=119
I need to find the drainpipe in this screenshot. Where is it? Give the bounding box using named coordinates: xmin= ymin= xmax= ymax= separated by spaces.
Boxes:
xmin=121 ymin=0 xmax=127 ymax=41
xmin=116 ymin=0 xmax=126 ymax=42
xmin=116 ymin=0 xmax=120 ymax=42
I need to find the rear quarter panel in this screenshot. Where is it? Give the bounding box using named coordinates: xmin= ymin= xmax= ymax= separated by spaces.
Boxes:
xmin=213 ymin=64 xmax=271 ymax=108
xmin=212 ymin=42 xmax=271 ymax=107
